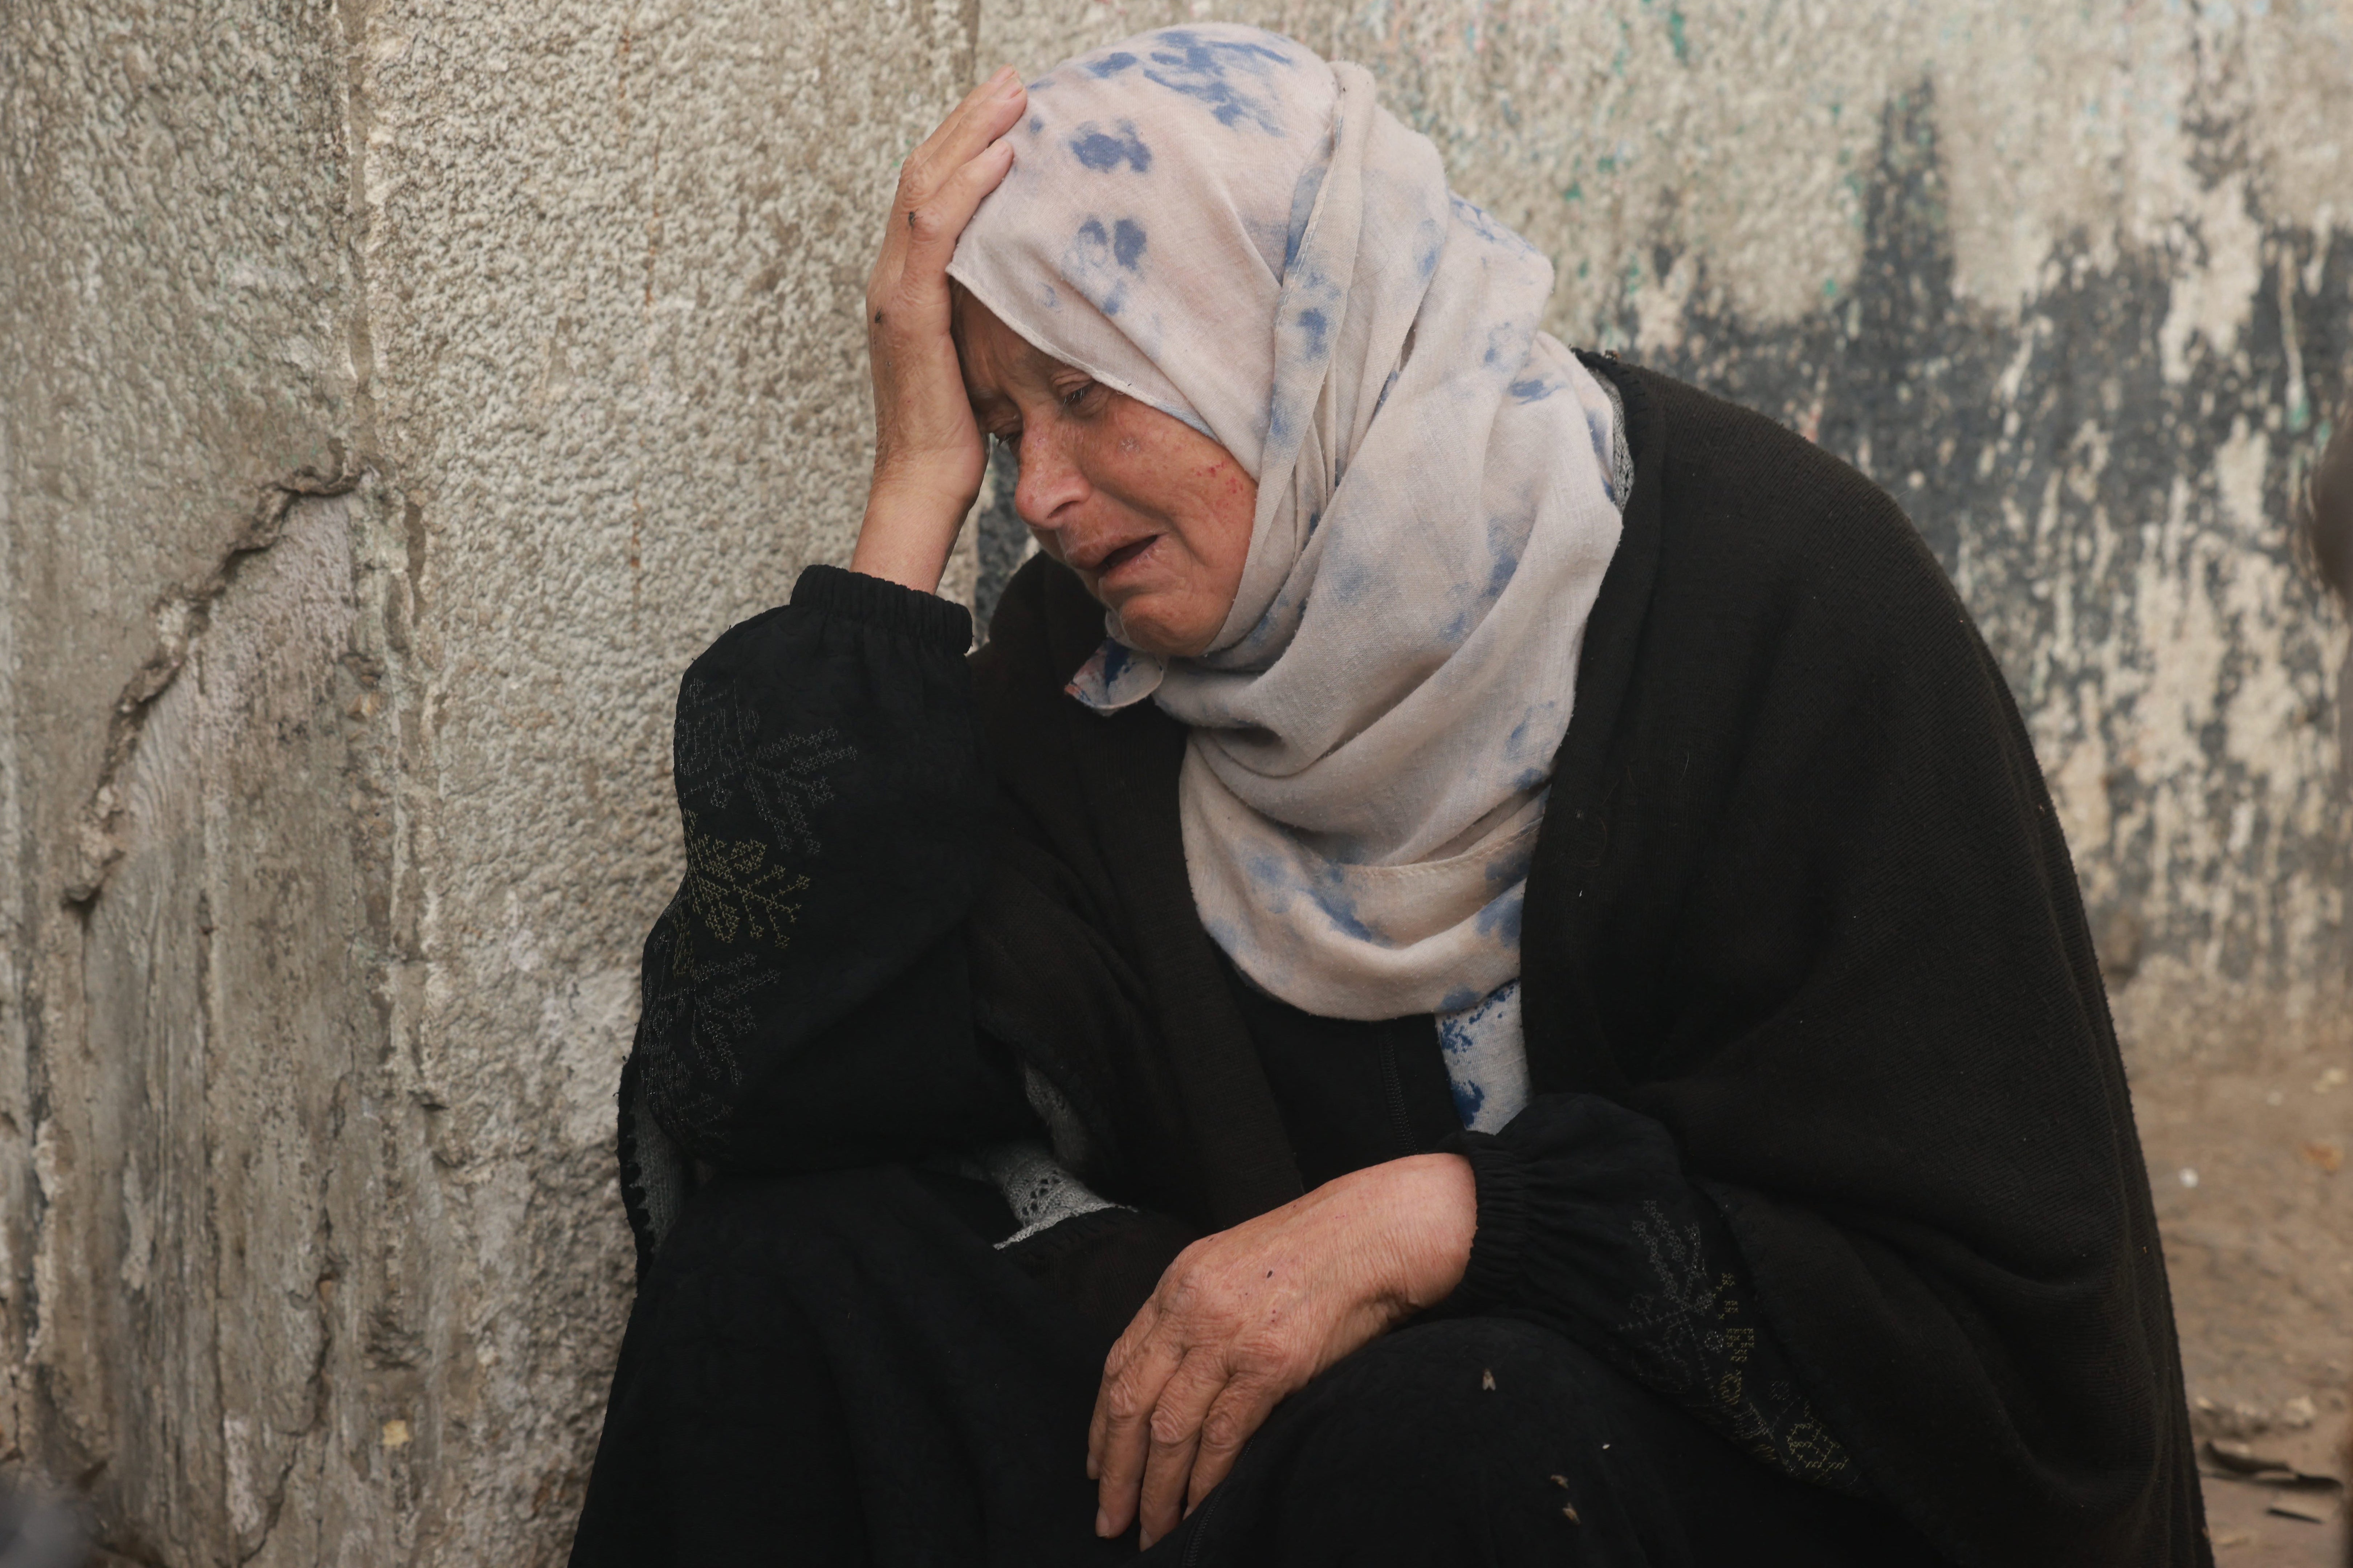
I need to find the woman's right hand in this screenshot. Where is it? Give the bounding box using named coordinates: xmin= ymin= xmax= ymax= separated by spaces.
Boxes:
xmin=850 ymin=66 xmax=1027 ymax=595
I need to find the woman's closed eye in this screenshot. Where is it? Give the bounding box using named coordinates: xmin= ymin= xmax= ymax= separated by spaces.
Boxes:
xmin=969 ymin=381 xmax=1098 ymax=445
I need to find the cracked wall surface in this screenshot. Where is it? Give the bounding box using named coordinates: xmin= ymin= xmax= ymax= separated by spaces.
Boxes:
xmin=3 ymin=0 xmax=2347 ymax=1561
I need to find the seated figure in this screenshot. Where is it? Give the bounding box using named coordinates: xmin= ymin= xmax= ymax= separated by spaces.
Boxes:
xmin=568 ymin=25 xmax=2206 ymax=1567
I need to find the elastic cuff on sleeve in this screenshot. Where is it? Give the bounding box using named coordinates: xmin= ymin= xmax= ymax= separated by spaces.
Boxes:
xmin=1441 ymin=1130 xmax=1532 ymax=1314
xmin=792 ymin=563 xmax=974 ymax=653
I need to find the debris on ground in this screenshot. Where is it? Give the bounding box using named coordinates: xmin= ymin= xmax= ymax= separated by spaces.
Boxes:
xmin=2203 ymin=1438 xmax=2348 ymax=1491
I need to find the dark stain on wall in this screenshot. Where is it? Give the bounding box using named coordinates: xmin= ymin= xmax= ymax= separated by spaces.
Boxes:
xmin=1634 ymin=83 xmax=2349 ymax=992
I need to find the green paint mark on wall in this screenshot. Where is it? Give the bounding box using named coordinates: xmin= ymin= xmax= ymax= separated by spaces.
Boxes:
xmin=1667 ymin=9 xmax=1689 ymax=61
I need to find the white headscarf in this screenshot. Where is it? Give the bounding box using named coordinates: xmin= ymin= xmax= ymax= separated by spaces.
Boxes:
xmin=949 ymin=26 xmax=1624 ymax=1130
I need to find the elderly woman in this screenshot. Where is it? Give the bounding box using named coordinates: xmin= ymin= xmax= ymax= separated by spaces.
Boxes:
xmin=569 ymin=26 xmax=2203 ymax=1568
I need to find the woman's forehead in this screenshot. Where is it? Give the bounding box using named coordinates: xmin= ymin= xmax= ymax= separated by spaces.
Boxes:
xmin=954 ymin=291 xmax=1066 ymax=397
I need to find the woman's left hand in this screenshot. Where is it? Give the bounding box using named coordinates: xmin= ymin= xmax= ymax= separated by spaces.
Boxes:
xmin=1087 ymin=1152 xmax=1477 ymax=1548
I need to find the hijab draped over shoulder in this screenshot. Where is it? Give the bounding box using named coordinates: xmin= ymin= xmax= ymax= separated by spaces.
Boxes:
xmin=948 ymin=27 xmax=1623 ymax=1125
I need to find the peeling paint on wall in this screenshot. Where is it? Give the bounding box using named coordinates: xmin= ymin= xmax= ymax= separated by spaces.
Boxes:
xmin=1617 ymin=83 xmax=2352 ymax=1062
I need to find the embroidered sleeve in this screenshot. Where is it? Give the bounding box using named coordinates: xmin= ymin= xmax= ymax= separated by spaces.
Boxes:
xmin=1615 ymin=1197 xmax=1863 ymax=1490
xmin=632 ymin=565 xmax=1033 ymax=1169
xmin=1445 ymin=1094 xmax=1866 ymax=1495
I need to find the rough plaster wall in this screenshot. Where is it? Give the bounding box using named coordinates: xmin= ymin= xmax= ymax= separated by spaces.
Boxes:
xmin=0 ymin=0 xmax=372 ymax=1555
xmin=1 ymin=0 xmax=2347 ymax=1563
xmin=345 ymin=0 xmax=984 ymax=1552
xmin=70 ymin=491 xmax=428 ymax=1566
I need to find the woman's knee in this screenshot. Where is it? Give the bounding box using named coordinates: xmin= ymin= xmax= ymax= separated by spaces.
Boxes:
xmin=650 ymin=1163 xmax=971 ymax=1282
xmin=1169 ymin=1318 xmax=1635 ymax=1566
xmin=1198 ymin=1316 xmax=1920 ymax=1568
xmin=1302 ymin=1315 xmax=1631 ymax=1457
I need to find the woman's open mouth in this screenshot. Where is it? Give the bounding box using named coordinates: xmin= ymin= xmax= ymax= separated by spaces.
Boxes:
xmin=1094 ymin=536 xmax=1156 ymax=581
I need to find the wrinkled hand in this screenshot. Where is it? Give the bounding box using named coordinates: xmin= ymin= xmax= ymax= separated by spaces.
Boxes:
xmin=1087 ymin=1153 xmax=1477 ymax=1549
xmin=850 ymin=66 xmax=1026 ymax=594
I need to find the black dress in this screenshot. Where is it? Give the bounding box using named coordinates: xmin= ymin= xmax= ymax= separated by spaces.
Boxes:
xmin=569 ymin=358 xmax=2207 ymax=1567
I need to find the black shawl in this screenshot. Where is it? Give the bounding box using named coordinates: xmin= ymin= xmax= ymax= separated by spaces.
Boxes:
xmin=962 ymin=358 xmax=2205 ymax=1565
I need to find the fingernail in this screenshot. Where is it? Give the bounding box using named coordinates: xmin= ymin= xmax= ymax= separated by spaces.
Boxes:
xmin=1095 ymin=1508 xmax=1112 ymax=1538
xmin=993 ymin=64 xmax=1018 ymax=85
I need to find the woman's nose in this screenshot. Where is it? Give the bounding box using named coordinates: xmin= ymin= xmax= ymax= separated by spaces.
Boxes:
xmin=1014 ymin=432 xmax=1087 ymax=530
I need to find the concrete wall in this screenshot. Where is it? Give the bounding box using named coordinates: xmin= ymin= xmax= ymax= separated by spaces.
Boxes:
xmin=2 ymin=0 xmax=2345 ymax=1560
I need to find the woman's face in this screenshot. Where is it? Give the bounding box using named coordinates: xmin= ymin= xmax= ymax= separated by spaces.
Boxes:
xmin=954 ymin=291 xmax=1255 ymax=658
